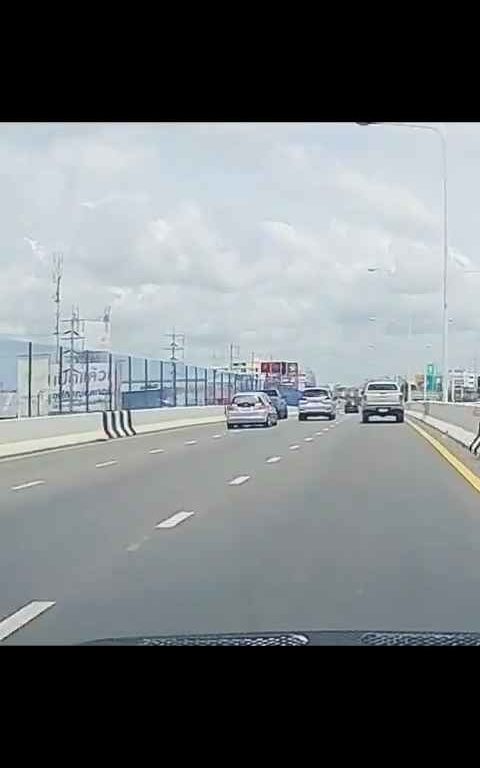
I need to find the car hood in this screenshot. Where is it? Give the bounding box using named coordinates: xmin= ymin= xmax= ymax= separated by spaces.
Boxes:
xmin=80 ymin=630 xmax=480 ymax=646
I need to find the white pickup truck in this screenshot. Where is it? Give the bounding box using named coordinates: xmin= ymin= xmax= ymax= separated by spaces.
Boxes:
xmin=361 ymin=381 xmax=404 ymax=424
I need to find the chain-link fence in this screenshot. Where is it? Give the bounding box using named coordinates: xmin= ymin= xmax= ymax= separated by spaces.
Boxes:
xmin=0 ymin=338 xmax=263 ymax=417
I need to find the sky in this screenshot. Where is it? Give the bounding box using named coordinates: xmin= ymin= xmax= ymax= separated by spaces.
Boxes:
xmin=1 ymin=121 xmax=480 ymax=384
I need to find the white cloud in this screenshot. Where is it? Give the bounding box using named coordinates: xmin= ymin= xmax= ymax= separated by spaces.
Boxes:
xmin=0 ymin=123 xmax=479 ymax=382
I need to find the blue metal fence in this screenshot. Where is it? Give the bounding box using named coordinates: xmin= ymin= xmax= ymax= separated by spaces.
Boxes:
xmin=0 ymin=334 xmax=270 ymax=417
xmin=0 ymin=337 xmax=260 ymax=416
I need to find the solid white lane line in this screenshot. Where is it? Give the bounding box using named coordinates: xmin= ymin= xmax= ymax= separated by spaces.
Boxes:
xmin=304 ymin=437 xmax=314 ymax=442
xmin=212 ymin=434 xmax=222 ymax=439
xmin=185 ymin=440 xmax=197 ymax=446
xmin=0 ymin=601 xmax=55 ymax=641
xmin=266 ymin=456 xmax=282 ymax=464
xmin=149 ymin=448 xmax=165 ymax=454
xmin=229 ymin=475 xmax=251 ymax=486
xmin=95 ymin=460 xmax=118 ymax=468
xmin=156 ymin=511 xmax=195 ymax=529
xmin=11 ymin=480 xmax=45 ymax=491
xmin=289 ymin=445 xmax=300 ymax=451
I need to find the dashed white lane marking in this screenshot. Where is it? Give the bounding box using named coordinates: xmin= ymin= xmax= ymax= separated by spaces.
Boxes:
xmin=323 ymin=428 xmax=329 ymax=433
xmin=185 ymin=440 xmax=197 ymax=446
xmin=0 ymin=601 xmax=55 ymax=641
xmin=229 ymin=475 xmax=251 ymax=486
xmin=212 ymin=434 xmax=222 ymax=439
xmin=289 ymin=445 xmax=300 ymax=451
xmin=304 ymin=437 xmax=314 ymax=442
xmin=149 ymin=448 xmax=165 ymax=454
xmin=266 ymin=456 xmax=282 ymax=464
xmin=126 ymin=535 xmax=151 ymax=552
xmin=315 ymin=432 xmax=324 ymax=436
xmin=156 ymin=511 xmax=195 ymax=529
xmin=11 ymin=480 xmax=45 ymax=491
xmin=95 ymin=460 xmax=118 ymax=468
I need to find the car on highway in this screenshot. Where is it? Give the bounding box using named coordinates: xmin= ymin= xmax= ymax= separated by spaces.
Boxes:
xmin=261 ymin=388 xmax=288 ymax=420
xmin=361 ymin=381 xmax=404 ymax=424
xmin=226 ymin=392 xmax=279 ymax=429
xmin=298 ymin=387 xmax=336 ymax=421
xmin=344 ymin=397 xmax=359 ymax=414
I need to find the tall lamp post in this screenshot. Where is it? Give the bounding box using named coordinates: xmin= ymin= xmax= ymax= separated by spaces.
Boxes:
xmin=357 ymin=122 xmax=449 ymax=403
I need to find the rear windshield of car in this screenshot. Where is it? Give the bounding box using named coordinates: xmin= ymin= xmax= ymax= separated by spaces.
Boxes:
xmin=303 ymin=389 xmax=330 ymax=398
xmin=263 ymin=390 xmax=279 ymax=397
xmin=232 ymin=394 xmax=261 ymax=405
xmin=366 ymin=383 xmax=399 ymax=392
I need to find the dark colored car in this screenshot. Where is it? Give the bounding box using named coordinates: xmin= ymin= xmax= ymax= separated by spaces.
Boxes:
xmin=262 ymin=389 xmax=288 ymax=419
xmin=344 ymin=398 xmax=359 ymax=414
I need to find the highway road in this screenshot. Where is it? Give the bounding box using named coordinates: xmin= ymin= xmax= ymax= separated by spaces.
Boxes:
xmin=2 ymin=408 xmax=480 ymax=643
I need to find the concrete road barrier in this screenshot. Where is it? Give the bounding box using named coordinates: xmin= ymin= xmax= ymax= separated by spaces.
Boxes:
xmin=409 ymin=402 xmax=480 ymax=434
xmin=131 ymin=406 xmax=225 ymax=435
xmin=0 ymin=412 xmax=108 ymax=458
xmin=102 ymin=410 xmax=136 ymax=438
xmin=407 ymin=402 xmax=480 ymax=454
xmin=0 ymin=406 xmax=226 ymax=458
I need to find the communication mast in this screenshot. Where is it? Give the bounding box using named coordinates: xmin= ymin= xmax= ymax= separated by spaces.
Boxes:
xmin=163 ymin=328 xmax=185 ymax=362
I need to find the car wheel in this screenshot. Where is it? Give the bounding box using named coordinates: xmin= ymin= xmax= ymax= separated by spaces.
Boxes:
xmin=362 ymin=414 xmax=369 ymax=424
xmin=227 ymin=423 xmax=233 ymax=430
xmin=397 ymin=414 xmax=405 ymax=424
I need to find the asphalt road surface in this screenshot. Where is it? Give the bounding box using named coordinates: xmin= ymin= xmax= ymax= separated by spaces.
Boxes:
xmin=2 ymin=408 xmax=480 ymax=644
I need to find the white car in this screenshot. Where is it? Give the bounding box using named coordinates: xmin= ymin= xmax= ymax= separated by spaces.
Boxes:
xmin=298 ymin=387 xmax=336 ymax=421
xmin=226 ymin=392 xmax=279 ymax=429
xmin=361 ymin=381 xmax=404 ymax=423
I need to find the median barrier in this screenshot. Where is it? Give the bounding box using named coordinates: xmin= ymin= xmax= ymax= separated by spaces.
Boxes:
xmin=130 ymin=406 xmax=225 ymax=434
xmin=0 ymin=406 xmax=226 ymax=458
xmin=102 ymin=410 xmax=136 ymax=438
xmin=407 ymin=402 xmax=480 ymax=454
xmin=0 ymin=412 xmax=108 ymax=458
xmin=408 ymin=402 xmax=480 ymax=434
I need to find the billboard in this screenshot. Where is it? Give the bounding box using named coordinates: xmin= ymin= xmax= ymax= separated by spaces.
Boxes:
xmin=50 ymin=359 xmax=111 ymax=412
xmin=260 ymin=361 xmax=298 ymax=377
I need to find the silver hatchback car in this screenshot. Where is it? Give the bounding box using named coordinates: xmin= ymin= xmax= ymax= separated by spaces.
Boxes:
xmin=226 ymin=392 xmax=279 ymax=429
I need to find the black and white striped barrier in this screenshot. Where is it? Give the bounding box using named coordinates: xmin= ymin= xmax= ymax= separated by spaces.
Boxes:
xmin=102 ymin=410 xmax=136 ymax=439
xmin=470 ymin=421 xmax=480 ymax=457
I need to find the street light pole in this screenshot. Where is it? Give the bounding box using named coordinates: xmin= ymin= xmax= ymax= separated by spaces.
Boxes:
xmin=357 ymin=122 xmax=449 ymax=403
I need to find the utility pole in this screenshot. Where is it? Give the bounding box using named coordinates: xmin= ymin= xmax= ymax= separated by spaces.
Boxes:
xmin=60 ymin=305 xmax=112 ymax=413
xmin=61 ymin=306 xmax=84 ymax=413
xmin=163 ymin=328 xmax=185 ymax=362
xmin=52 ymin=253 xmax=63 ymax=364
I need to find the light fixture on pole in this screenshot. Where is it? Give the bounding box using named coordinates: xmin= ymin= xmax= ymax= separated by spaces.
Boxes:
xmin=357 ymin=122 xmax=449 ymax=404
